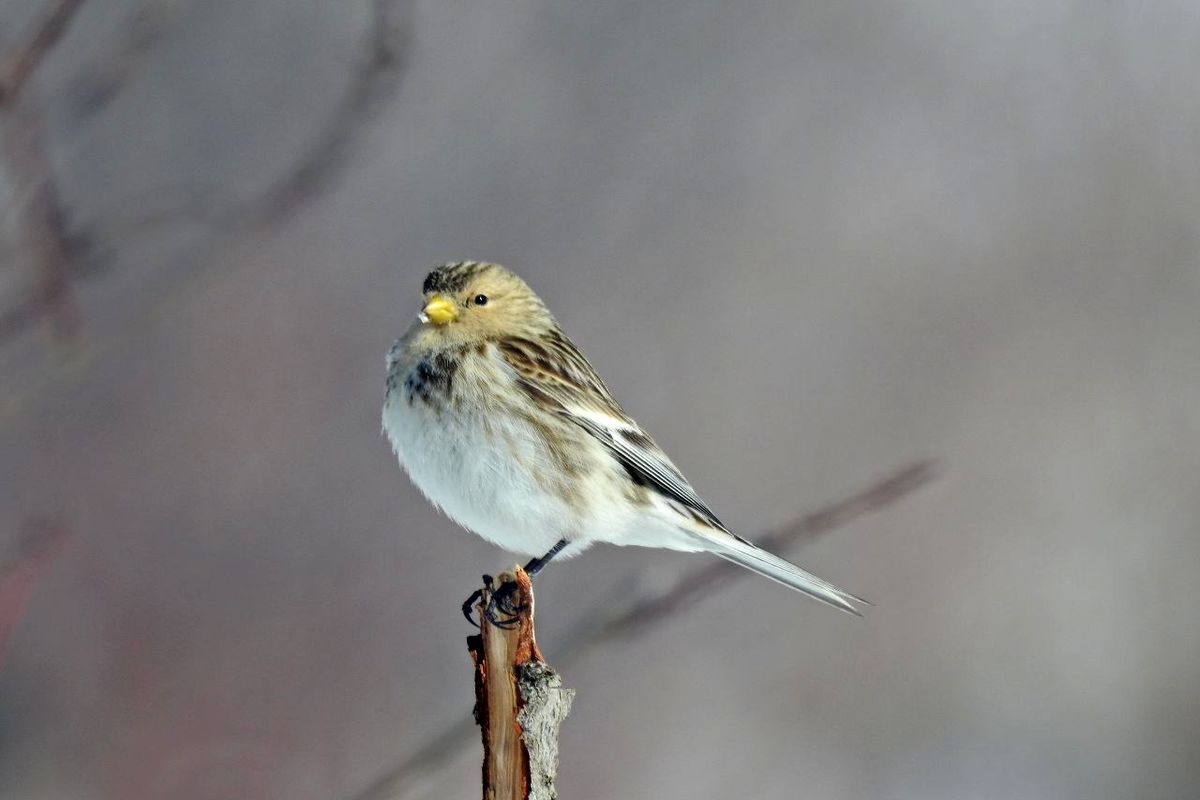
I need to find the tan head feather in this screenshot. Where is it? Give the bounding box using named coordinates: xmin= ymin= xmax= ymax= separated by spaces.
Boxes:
xmin=408 ymin=261 xmax=557 ymax=348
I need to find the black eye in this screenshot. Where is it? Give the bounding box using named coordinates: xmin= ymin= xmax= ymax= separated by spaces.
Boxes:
xmin=473 ymin=294 xmax=488 ymax=306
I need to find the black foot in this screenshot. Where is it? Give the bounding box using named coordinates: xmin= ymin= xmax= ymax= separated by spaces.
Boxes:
xmin=483 ymin=578 xmax=526 ymax=630
xmin=461 ymin=574 xmax=495 ymax=627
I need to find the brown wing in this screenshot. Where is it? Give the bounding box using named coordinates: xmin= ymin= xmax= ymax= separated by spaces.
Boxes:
xmin=498 ymin=331 xmax=728 ymax=530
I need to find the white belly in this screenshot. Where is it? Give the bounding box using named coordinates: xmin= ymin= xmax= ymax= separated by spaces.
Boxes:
xmin=383 ymin=392 xmax=581 ymax=556
xmin=381 ymin=341 xmax=698 ymax=558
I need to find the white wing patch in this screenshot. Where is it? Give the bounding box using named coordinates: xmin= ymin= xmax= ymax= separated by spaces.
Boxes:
xmin=564 ymin=408 xmax=727 ymax=531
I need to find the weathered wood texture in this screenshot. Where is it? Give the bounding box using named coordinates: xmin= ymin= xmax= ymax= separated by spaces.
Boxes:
xmin=467 ymin=568 xmax=573 ymax=800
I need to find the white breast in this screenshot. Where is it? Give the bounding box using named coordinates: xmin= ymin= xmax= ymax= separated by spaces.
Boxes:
xmin=382 ymin=352 xmax=578 ymax=556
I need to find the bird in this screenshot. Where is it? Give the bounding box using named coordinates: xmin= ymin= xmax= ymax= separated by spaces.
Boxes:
xmin=382 ymin=261 xmax=866 ymax=623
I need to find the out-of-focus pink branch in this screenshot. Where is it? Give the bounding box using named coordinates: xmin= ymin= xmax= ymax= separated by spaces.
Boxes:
xmin=0 ymin=519 xmax=71 ymax=665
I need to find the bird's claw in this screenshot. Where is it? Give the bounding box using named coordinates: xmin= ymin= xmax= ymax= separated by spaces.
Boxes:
xmin=461 ymin=574 xmax=496 ymax=627
xmin=460 ymin=575 xmax=528 ymax=633
xmin=461 ymin=588 xmax=483 ymax=626
xmin=484 ymin=578 xmax=526 ymax=629
xmin=462 ymin=575 xmax=526 ymax=629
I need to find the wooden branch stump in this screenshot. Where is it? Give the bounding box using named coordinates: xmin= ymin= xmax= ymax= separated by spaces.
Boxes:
xmin=467 ymin=568 xmax=573 ymax=800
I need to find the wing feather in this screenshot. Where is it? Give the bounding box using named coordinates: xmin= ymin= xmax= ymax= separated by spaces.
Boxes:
xmin=498 ymin=331 xmax=867 ymax=615
xmin=498 ymin=333 xmax=726 ymax=529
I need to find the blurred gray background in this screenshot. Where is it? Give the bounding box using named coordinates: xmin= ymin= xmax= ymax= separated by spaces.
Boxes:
xmin=2 ymin=1 xmax=1199 ymax=798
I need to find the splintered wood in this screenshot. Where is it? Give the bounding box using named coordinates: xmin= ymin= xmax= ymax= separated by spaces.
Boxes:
xmin=467 ymin=568 xmax=573 ymax=800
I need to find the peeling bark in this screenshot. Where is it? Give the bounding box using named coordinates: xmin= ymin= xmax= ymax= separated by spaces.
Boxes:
xmin=468 ymin=568 xmax=573 ymax=800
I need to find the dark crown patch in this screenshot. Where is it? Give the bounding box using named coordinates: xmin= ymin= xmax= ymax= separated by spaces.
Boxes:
xmin=423 ymin=261 xmax=487 ymax=295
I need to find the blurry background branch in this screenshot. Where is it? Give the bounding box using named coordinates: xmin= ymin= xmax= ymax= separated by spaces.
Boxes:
xmin=64 ymin=0 xmax=184 ymax=124
xmin=348 ymin=459 xmax=937 ymax=800
xmin=0 ymin=0 xmax=410 ymax=352
xmin=233 ymin=0 xmax=409 ymax=231
xmin=0 ymin=0 xmax=88 ymax=105
xmin=0 ymin=0 xmax=92 ymax=346
xmin=0 ymin=0 xmax=413 ymax=436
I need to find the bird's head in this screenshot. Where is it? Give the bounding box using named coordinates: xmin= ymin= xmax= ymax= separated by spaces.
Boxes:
xmin=411 ymin=261 xmax=556 ymax=345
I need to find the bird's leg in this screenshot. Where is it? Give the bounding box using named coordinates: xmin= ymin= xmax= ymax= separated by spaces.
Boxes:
xmin=523 ymin=538 xmax=569 ymax=577
xmin=482 ymin=539 xmax=569 ymax=628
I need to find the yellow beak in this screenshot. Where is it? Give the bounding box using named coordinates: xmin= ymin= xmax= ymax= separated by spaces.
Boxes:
xmin=421 ymin=294 xmax=459 ymax=325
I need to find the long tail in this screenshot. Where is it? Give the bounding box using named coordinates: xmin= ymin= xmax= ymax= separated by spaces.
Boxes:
xmin=691 ymin=528 xmax=868 ymax=616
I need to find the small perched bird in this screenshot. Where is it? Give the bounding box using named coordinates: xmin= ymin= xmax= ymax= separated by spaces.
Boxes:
xmin=383 ymin=261 xmax=865 ymax=619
